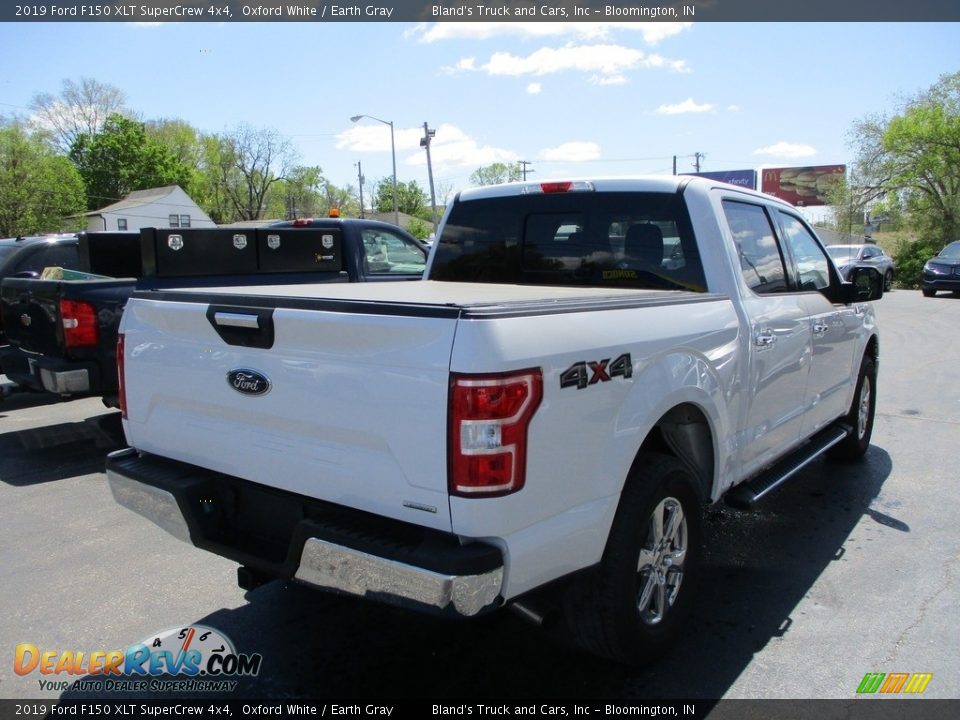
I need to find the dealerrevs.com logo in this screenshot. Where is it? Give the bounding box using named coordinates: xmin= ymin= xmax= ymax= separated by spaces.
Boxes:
xmin=14 ymin=625 xmax=262 ymax=693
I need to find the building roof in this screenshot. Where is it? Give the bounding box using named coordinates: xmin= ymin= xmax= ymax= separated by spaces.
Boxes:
xmin=80 ymin=185 xmax=184 ymax=217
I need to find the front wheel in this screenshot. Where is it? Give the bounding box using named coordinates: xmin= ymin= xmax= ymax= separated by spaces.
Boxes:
xmin=829 ymin=354 xmax=877 ymax=462
xmin=562 ymin=453 xmax=703 ymax=665
xmin=884 ymin=270 xmax=893 ymax=292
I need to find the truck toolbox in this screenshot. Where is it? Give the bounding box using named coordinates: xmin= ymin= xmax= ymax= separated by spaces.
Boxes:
xmin=106 ymin=449 xmax=505 ymax=617
xmin=256 ymin=227 xmax=343 ymax=273
xmin=142 ymin=227 xmax=259 ymax=277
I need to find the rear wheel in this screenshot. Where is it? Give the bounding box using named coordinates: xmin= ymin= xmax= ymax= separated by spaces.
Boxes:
xmin=829 ymin=354 xmax=876 ymax=462
xmin=883 ymin=270 xmax=893 ymax=292
xmin=563 ymin=453 xmax=703 ymax=665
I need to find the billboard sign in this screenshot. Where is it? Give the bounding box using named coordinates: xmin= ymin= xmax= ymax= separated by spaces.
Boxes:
xmin=689 ymin=169 xmax=757 ymax=189
xmin=761 ymin=165 xmax=846 ymax=206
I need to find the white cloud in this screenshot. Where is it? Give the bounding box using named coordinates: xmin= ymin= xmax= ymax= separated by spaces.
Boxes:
xmin=657 ymin=98 xmax=715 ymax=115
xmin=338 ymin=122 xmax=516 ymax=171
xmin=752 ymin=141 xmax=818 ymax=159
xmin=727 ymin=104 xmax=741 ymax=112
xmin=407 ymin=22 xmax=692 ymax=45
xmin=451 ymin=43 xmax=687 ymax=85
xmin=335 ymin=123 xmax=422 ymax=153
xmin=412 ymin=124 xmax=519 ymax=170
xmin=527 ymin=82 xmax=542 ymax=95
xmin=591 ymin=74 xmax=628 ymax=86
xmin=539 ymin=142 xmax=601 ymax=163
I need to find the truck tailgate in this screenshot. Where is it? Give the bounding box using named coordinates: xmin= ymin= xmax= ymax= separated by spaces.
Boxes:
xmin=121 ymin=291 xmax=459 ymax=531
xmin=2 ymin=278 xmax=66 ymax=356
xmin=2 ymin=277 xmax=132 ymax=357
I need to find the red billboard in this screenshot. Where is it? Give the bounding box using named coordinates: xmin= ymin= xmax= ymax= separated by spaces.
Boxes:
xmin=761 ymin=165 xmax=846 ymax=206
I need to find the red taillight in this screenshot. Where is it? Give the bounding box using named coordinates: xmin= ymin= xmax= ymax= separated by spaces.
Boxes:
xmin=449 ymin=369 xmax=542 ymax=498
xmin=541 ymin=181 xmax=574 ymax=193
xmin=292 ymin=218 xmax=313 ymax=226
xmin=60 ymin=298 xmax=98 ymax=349
xmin=117 ymin=333 xmax=127 ymax=419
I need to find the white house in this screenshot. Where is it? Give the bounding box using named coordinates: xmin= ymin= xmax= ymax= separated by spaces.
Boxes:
xmin=78 ymin=185 xmax=215 ymax=232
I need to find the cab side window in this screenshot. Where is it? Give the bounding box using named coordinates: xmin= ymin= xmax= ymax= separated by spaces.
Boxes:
xmin=361 ymin=229 xmax=426 ymax=275
xmin=777 ymin=212 xmax=831 ymax=292
xmin=722 ymin=200 xmax=788 ymax=295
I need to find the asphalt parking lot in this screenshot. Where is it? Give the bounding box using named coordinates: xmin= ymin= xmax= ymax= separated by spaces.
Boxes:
xmin=0 ymin=289 xmax=957 ymax=702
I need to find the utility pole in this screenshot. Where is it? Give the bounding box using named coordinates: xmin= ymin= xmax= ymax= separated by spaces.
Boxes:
xmin=672 ymin=156 xmax=677 ymax=175
xmin=519 ymin=160 xmax=534 ymax=181
xmin=693 ymin=152 xmax=705 ymax=173
xmin=355 ymin=161 xmax=365 ymax=219
xmin=420 ymin=122 xmax=439 ymax=231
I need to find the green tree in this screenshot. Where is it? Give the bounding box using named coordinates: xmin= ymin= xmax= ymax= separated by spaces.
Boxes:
xmin=372 ymin=178 xmax=429 ymax=219
xmin=192 ymin=134 xmax=237 ymax=224
xmin=469 ymin=162 xmax=521 ymax=186
xmin=204 ymin=124 xmax=298 ymax=222
xmin=70 ymin=114 xmax=193 ymax=211
xmin=0 ymin=124 xmax=85 ymax=236
xmin=846 ymin=72 xmax=960 ymax=243
xmin=145 ymin=118 xmax=204 ymax=193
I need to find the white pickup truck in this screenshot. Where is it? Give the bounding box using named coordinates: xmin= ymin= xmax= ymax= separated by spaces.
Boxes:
xmin=107 ymin=177 xmax=883 ymax=664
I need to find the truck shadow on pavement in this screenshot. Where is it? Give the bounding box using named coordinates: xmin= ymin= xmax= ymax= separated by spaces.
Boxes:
xmin=0 ymin=411 xmax=124 ymax=486
xmin=62 ymin=445 xmax=894 ymax=700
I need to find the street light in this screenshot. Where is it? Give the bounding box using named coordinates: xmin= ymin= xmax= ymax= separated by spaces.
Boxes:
xmin=350 ymin=114 xmax=399 ymax=227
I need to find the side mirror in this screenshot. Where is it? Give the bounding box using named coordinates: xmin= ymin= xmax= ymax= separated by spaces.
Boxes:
xmin=836 ymin=266 xmax=884 ymax=304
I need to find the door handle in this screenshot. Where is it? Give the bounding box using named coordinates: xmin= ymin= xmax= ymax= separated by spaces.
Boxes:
xmin=813 ymin=322 xmax=829 ymax=337
xmin=755 ymin=330 xmax=776 ymax=348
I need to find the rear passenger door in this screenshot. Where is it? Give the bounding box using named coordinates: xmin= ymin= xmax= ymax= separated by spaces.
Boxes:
xmin=722 ymin=200 xmax=813 ymax=477
xmin=775 ymin=211 xmax=860 ymax=436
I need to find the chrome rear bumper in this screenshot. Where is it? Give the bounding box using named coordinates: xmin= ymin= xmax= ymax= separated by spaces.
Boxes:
xmin=106 ymin=449 xmax=504 ymax=618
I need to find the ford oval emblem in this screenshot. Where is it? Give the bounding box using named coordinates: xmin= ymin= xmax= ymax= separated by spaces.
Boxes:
xmin=227 ymin=369 xmax=271 ymax=396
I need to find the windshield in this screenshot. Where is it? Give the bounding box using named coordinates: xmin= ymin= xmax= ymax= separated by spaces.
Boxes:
xmin=827 ymin=246 xmax=858 ymax=262
xmin=939 ymin=241 xmax=960 ymax=259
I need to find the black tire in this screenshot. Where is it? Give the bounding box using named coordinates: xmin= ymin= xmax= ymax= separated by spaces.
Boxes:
xmin=922 ymin=287 xmax=936 ymax=297
xmin=829 ymin=354 xmax=877 ymax=462
xmin=884 ymin=270 xmax=893 ymax=292
xmin=562 ymin=453 xmax=703 ymax=665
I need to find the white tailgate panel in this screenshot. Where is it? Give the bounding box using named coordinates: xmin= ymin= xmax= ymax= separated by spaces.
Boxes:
xmin=123 ymin=298 xmax=456 ymax=531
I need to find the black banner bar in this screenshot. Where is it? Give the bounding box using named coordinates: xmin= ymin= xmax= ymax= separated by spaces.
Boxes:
xmin=1 ymin=699 xmax=959 ymax=720
xmin=2 ymin=1 xmax=960 ymax=23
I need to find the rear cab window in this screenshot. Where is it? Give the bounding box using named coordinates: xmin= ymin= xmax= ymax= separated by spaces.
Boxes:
xmin=430 ymin=192 xmax=707 ymax=292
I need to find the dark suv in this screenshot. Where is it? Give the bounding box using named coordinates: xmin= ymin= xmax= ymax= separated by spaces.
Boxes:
xmin=0 ymin=235 xmax=80 ymax=346
xmin=922 ymin=241 xmax=960 ymax=297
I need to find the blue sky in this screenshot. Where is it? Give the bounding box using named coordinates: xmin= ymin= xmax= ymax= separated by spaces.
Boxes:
xmin=0 ymin=21 xmax=956 ymax=207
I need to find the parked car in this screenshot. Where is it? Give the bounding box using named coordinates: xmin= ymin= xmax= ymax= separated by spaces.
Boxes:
xmin=921 ymin=240 xmax=960 ymax=297
xmin=827 ymin=244 xmax=896 ymax=291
